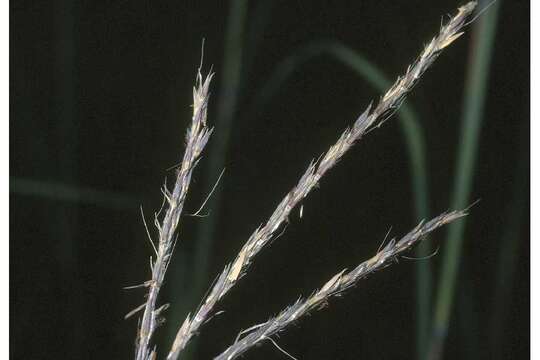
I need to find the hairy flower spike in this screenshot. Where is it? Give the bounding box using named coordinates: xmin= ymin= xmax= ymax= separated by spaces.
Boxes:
xmin=134 ymin=68 xmax=214 ymax=360
xmin=215 ymin=211 xmax=467 ymax=360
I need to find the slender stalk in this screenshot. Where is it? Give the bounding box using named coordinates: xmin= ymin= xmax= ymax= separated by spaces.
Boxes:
xmin=10 ymin=177 xmax=137 ymax=210
xmin=53 ymin=0 xmax=81 ymax=352
xmin=134 ymin=70 xmax=214 ymax=360
xmin=490 ymin=120 xmax=528 ymax=360
xmin=215 ymin=211 xmax=467 ymax=360
xmin=168 ymin=3 xmax=476 ymax=359
xmin=430 ymin=2 xmax=500 ymax=357
xmin=457 ymin=275 xmax=481 ymax=360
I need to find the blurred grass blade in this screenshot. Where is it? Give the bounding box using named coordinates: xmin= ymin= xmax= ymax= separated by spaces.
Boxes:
xmin=10 ymin=177 xmax=138 ymax=210
xmin=249 ymin=39 xmax=431 ymax=359
xmin=242 ymin=0 xmax=276 ymax=79
xmin=430 ymin=2 xmax=501 ymax=358
xmin=489 ymin=121 xmax=528 ymax=360
xmin=457 ymin=273 xmax=480 ymax=360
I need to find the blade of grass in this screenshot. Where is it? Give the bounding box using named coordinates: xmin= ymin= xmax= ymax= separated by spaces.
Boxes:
xmin=242 ymin=0 xmax=276 ymax=79
xmin=53 ymin=0 xmax=82 ymax=352
xmin=10 ymin=177 xmax=138 ymax=210
xmin=457 ymin=272 xmax=481 ymax=360
xmin=247 ymin=39 xmax=432 ymax=360
xmin=430 ymin=1 xmax=501 ymax=358
xmin=489 ymin=120 xmax=528 ymax=360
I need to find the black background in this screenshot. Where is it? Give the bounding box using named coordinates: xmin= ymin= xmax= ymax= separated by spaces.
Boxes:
xmin=10 ymin=1 xmax=529 ymax=359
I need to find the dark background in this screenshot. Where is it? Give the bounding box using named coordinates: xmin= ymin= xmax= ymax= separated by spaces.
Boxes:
xmin=10 ymin=1 xmax=529 ymax=359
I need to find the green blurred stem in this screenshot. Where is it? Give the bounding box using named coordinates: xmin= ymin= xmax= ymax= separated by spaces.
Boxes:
xmin=242 ymin=0 xmax=275 ymax=80
xmin=489 ymin=120 xmax=528 ymax=360
xmin=458 ymin=272 xmax=480 ymax=360
xmin=10 ymin=177 xmax=138 ymax=210
xmin=430 ymin=2 xmax=500 ymax=357
xmin=249 ymin=39 xmax=431 ymax=359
